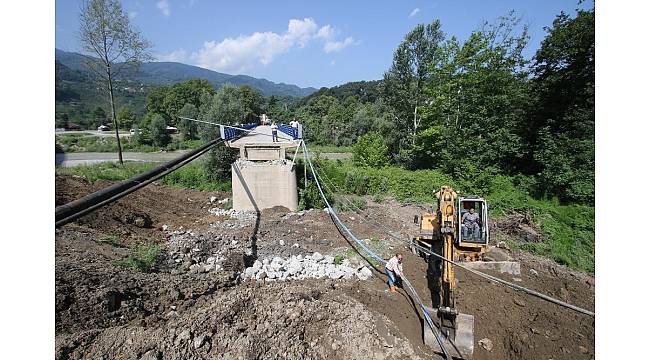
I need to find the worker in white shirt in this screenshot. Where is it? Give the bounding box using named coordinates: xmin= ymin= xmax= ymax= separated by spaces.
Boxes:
xmin=385 ymin=253 xmax=404 ymax=293
xmin=270 ymin=121 xmax=278 ymax=142
xmin=289 ymin=119 xmax=299 ymax=138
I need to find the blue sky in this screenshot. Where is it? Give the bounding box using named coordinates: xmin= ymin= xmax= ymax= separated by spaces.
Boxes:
xmin=55 ymin=0 xmax=592 ymax=88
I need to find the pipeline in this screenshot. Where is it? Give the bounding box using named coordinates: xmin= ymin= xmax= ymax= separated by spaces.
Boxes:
xmin=55 ymin=139 xmax=223 ymax=227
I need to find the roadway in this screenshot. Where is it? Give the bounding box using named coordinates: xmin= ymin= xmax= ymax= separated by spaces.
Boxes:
xmin=55 ymin=150 xmax=351 ymax=167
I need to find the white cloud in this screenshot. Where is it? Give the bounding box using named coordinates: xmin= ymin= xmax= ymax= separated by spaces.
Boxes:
xmin=157 ymin=0 xmax=170 ymax=16
xmin=190 ymin=18 xmax=355 ymax=73
xmin=316 ymin=25 xmax=334 ymax=40
xmin=330 ymin=60 xmax=336 ymax=66
xmin=286 ymin=18 xmax=318 ymax=47
xmin=409 ymin=8 xmax=420 ymax=17
xmin=324 ymin=37 xmax=355 ymax=53
xmin=128 ymin=11 xmax=138 ymax=19
xmin=157 ymin=49 xmax=188 ymax=62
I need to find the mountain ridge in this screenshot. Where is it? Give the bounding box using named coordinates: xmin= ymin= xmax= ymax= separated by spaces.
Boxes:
xmin=55 ymin=49 xmax=317 ymax=97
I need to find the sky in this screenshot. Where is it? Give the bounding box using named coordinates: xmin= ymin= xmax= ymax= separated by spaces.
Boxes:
xmin=55 ymin=0 xmax=593 ymax=89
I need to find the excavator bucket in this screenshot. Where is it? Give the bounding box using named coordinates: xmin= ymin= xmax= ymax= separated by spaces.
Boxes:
xmin=423 ymin=306 xmax=474 ymax=359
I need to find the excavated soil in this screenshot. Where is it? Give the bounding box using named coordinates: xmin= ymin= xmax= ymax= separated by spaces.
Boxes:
xmin=55 ymin=175 xmax=595 ymax=359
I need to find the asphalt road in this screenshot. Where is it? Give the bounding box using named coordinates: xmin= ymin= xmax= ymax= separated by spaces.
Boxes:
xmin=55 ymin=150 xmax=351 ymax=167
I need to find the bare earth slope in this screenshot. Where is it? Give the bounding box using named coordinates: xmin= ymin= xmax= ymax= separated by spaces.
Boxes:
xmin=55 ymin=175 xmax=594 ymax=359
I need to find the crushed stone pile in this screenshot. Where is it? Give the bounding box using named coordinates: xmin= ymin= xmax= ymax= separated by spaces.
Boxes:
xmin=242 ymin=252 xmax=373 ymax=281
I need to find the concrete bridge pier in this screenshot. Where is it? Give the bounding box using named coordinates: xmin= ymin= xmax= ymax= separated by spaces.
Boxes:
xmin=228 ymin=125 xmax=300 ymax=212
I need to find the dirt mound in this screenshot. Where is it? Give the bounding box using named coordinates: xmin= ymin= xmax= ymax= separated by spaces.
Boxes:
xmin=56 ymin=281 xmax=421 ymax=360
xmin=55 ymin=174 xmax=227 ymax=245
xmin=492 ymin=212 xmax=542 ymax=243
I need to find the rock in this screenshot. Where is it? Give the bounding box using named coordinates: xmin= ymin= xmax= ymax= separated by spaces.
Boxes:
xmin=175 ymin=329 xmax=192 ymax=345
xmin=356 ymin=266 xmax=373 ymax=280
xmin=256 ymin=271 xmax=267 ymax=280
xmin=194 ymin=334 xmax=208 ymax=349
xmin=293 ymin=243 xmax=300 ymax=248
xmin=312 ymin=252 xmax=324 ymax=262
xmin=496 ymin=241 xmax=510 ymax=250
xmin=514 ymin=298 xmax=526 ymax=307
xmin=189 ymin=264 xmax=201 ymax=273
xmin=210 ymin=196 xmax=217 ymax=203
xmin=478 ymin=338 xmax=493 ymax=351
xmin=579 ymin=345 xmax=589 ymax=354
xmin=279 ymin=239 xmax=285 ymax=246
xmin=559 ymin=287 xmax=570 ymax=301
xmin=323 ymin=255 xmax=334 ymax=264
xmin=139 ymin=349 xmax=160 ymax=360
xmin=134 ymin=217 xmax=147 ymax=228
xmin=203 ymin=264 xmax=214 ymax=272
xmin=218 ymin=198 xmax=229 ymax=204
xmin=529 ymin=268 xmax=539 ymax=276
xmin=252 ymin=260 xmax=263 ymax=271
xmin=162 ymin=224 xmax=169 ymax=231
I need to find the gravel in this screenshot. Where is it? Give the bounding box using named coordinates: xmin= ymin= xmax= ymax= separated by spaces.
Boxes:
xmin=242 ymin=252 xmax=373 ymax=282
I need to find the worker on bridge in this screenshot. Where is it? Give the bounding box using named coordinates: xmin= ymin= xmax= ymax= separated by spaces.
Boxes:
xmin=271 ymin=121 xmax=278 ymax=142
xmin=461 ymin=207 xmax=481 ymax=240
xmin=385 ymin=253 xmax=404 ymax=293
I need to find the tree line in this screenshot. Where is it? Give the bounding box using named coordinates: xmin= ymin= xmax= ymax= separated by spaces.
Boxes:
xmin=296 ymin=9 xmax=595 ymax=204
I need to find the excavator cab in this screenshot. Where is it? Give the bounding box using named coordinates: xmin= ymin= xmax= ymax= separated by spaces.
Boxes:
xmin=458 ymin=196 xmax=489 ymax=246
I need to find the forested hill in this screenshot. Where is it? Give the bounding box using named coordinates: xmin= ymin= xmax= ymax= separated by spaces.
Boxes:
xmin=55 ymin=49 xmax=317 ymax=98
xmin=300 ymin=80 xmax=382 ymax=105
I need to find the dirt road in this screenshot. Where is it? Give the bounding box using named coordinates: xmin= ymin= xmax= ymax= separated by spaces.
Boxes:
xmin=55 ymin=175 xmax=594 ymax=359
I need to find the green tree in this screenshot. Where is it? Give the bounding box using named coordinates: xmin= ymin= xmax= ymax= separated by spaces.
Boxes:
xmin=527 ymin=8 xmax=595 ymax=203
xmin=92 ymin=106 xmax=107 ymax=126
xmin=117 ymin=106 xmax=136 ymax=130
xmin=417 ymin=12 xmax=530 ymax=176
xmin=177 ymin=103 xmax=199 ymax=140
xmin=79 ymin=0 xmax=152 ymax=164
xmin=353 ymin=133 xmax=389 ymax=168
xmin=162 ymin=79 xmax=215 ymax=125
xmin=238 ymin=85 xmax=264 ymax=123
xmin=381 ymin=20 xmax=446 ymax=153
xmin=145 ymin=86 xmax=169 ymax=119
xmin=199 ymin=85 xmax=247 ymax=180
xmin=149 ymin=114 xmax=171 ymax=147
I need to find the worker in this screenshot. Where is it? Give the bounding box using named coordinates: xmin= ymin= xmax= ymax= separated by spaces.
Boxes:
xmin=270 ymin=121 xmax=278 ymax=142
xmin=289 ymin=119 xmax=299 ymax=138
xmin=461 ymin=207 xmax=481 ymax=240
xmin=385 ymin=253 xmax=404 ymax=293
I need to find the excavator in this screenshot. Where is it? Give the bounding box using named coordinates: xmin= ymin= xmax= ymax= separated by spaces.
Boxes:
xmin=412 ymin=186 xmax=490 ymax=359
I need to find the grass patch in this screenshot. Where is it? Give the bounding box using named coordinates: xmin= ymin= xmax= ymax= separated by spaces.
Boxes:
xmin=334 ymin=254 xmax=345 ymax=265
xmin=98 ymin=234 xmax=118 ymax=245
xmin=115 ymin=244 xmax=161 ymax=272
xmin=56 ymin=161 xmax=231 ymax=192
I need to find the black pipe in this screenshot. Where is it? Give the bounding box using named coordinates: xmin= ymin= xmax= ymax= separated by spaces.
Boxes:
xmin=55 ymin=139 xmax=222 ymax=224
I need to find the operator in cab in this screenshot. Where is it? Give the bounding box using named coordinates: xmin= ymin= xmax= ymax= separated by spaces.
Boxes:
xmin=385 ymin=253 xmax=404 ymax=293
xmin=462 ymin=208 xmax=481 ymax=239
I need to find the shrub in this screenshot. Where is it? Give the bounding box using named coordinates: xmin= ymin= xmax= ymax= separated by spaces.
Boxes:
xmin=299 ymin=181 xmax=326 ymax=210
xmin=353 ymin=133 xmax=389 ymax=168
xmin=150 ymin=114 xmax=171 ymax=147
